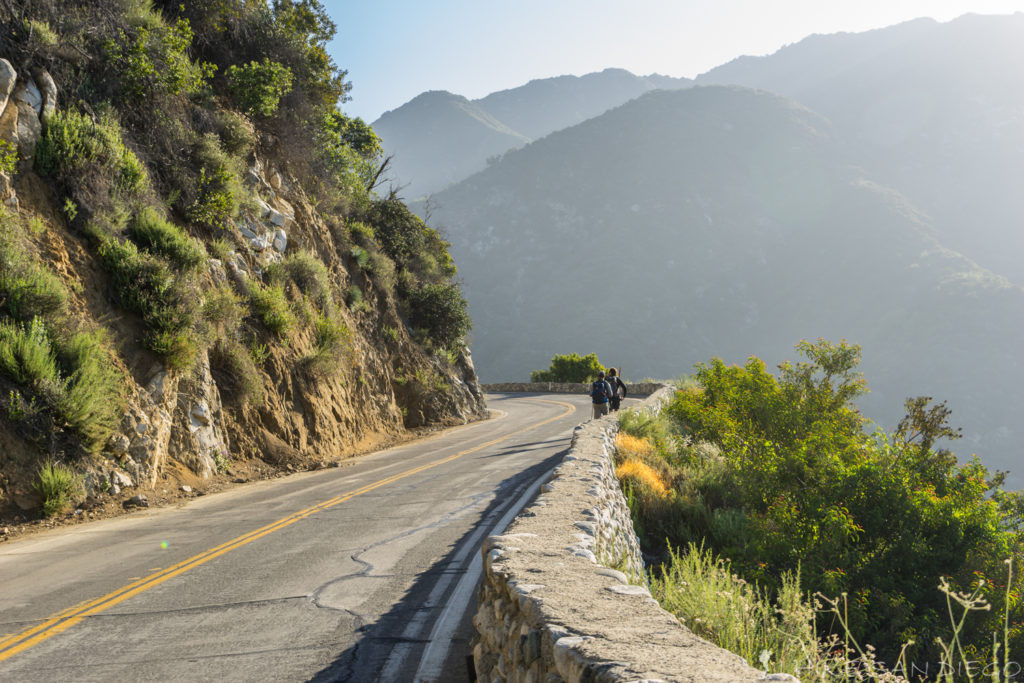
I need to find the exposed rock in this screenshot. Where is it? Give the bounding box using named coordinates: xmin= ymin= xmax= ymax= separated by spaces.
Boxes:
xmin=169 ymin=350 xmax=228 ymax=479
xmin=13 ymin=83 xmax=41 ymax=159
xmin=123 ymin=494 xmax=149 ymax=508
xmin=30 ymin=68 xmax=56 ymax=121
xmin=0 ymin=59 xmax=16 ymax=116
xmin=272 ymin=228 xmax=287 ymax=252
xmin=110 ymin=470 xmax=133 ymax=490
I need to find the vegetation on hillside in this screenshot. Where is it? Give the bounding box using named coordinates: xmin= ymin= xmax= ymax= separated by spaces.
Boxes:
xmin=0 ymin=0 xmax=474 ymax=511
xmin=617 ymin=340 xmax=1024 ymax=675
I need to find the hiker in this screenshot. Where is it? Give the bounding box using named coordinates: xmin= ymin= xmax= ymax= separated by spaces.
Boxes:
xmin=590 ymin=371 xmax=614 ymax=419
xmin=607 ymin=367 xmax=627 ymax=411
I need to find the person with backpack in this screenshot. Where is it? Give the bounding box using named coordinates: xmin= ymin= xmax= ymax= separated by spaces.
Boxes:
xmin=590 ymin=371 xmax=614 ymax=419
xmin=607 ymin=367 xmax=627 ymax=411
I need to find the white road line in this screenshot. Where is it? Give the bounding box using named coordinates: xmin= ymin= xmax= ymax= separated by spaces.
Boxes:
xmin=411 ymin=464 xmax=556 ymax=683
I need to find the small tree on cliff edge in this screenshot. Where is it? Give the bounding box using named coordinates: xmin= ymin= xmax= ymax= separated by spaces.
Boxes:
xmin=530 ymin=353 xmax=604 ymax=383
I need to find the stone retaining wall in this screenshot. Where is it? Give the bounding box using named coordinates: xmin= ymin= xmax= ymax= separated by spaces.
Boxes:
xmin=481 ymin=382 xmax=666 ymax=397
xmin=471 ymin=387 xmax=767 ymax=682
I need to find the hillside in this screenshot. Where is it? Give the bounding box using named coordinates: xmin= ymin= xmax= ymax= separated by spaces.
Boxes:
xmin=373 ymin=69 xmax=692 ymax=199
xmin=698 ymin=13 xmax=1024 ymax=284
xmin=424 ymin=86 xmax=1024 ymax=485
xmin=0 ymin=1 xmax=484 ymax=523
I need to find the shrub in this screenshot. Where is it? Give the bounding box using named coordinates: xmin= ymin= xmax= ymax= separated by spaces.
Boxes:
xmin=0 ymin=139 xmax=17 ymax=175
xmin=265 ymin=251 xmax=333 ymax=313
xmin=35 ymin=109 xmax=149 ymax=199
xmin=226 ymin=58 xmax=293 ymax=117
xmin=35 ymin=461 xmax=80 ymax=517
xmin=248 ymin=281 xmax=294 ymax=335
xmin=56 ymin=330 xmax=125 ymax=453
xmin=345 ymin=285 xmax=365 ymax=311
xmin=210 ymin=338 xmax=264 ymax=405
xmin=201 ymin=285 xmax=245 ymax=341
xmin=531 ymin=352 xmax=604 ymax=383
xmin=101 ymin=17 xmax=215 ymax=100
xmin=406 ymin=283 xmax=470 ymax=352
xmin=349 ymin=246 xmax=369 ymax=269
xmin=185 ymin=164 xmax=236 ymax=229
xmin=127 ymin=206 xmax=205 ymax=270
xmin=0 ymin=236 xmax=68 ymax=322
xmin=97 ymin=238 xmax=197 ymax=368
xmin=305 ymin=313 xmax=351 ymax=377
xmin=649 ymin=339 xmax=1024 ymax=664
xmin=0 ymin=318 xmax=61 ymax=395
xmin=183 ymin=134 xmax=242 ymax=230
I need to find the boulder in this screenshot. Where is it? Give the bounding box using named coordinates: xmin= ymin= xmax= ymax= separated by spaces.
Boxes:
xmin=31 ymin=68 xmax=57 ymax=121
xmin=0 ymin=59 xmax=16 ymax=116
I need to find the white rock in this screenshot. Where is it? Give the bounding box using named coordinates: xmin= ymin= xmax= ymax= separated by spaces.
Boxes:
xmin=272 ymin=228 xmax=287 ymax=252
xmin=110 ymin=470 xmax=133 ymax=489
xmin=0 ymin=59 xmax=16 ymax=115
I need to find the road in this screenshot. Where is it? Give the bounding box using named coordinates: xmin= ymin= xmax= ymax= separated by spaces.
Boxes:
xmin=0 ymin=393 xmax=609 ymax=682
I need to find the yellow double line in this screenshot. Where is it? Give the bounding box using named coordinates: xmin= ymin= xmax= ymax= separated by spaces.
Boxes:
xmin=0 ymin=398 xmax=575 ymax=663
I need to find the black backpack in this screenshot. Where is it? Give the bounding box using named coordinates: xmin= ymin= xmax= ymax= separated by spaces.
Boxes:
xmin=591 ymin=379 xmax=608 ymax=402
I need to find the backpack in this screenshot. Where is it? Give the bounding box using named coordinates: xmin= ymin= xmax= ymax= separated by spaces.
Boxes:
xmin=591 ymin=379 xmax=609 ymax=402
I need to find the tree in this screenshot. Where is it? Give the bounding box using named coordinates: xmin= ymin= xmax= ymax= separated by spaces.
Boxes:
xmin=530 ymin=353 xmax=604 ymax=383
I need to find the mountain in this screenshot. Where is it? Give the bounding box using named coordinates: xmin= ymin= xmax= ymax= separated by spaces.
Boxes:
xmin=373 ymin=69 xmax=692 ymax=199
xmin=371 ymin=90 xmax=529 ymax=200
xmin=423 ymin=86 xmax=1024 ymax=485
xmin=698 ymin=13 xmax=1024 ymax=284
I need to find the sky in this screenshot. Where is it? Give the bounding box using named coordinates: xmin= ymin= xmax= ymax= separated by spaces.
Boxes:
xmin=324 ymin=1 xmax=1023 ymax=124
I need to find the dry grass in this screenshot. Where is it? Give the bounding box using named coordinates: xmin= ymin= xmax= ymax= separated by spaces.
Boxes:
xmin=616 ymin=458 xmax=669 ymax=497
xmin=615 ymin=432 xmax=654 ymax=458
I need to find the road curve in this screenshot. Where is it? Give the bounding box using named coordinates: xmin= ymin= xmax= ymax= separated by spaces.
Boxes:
xmin=0 ymin=393 xmax=617 ymax=682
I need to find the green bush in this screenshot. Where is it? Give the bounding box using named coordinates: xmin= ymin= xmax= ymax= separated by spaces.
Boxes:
xmin=248 ymin=281 xmax=294 ymax=335
xmin=56 ymin=330 xmax=125 ymax=453
xmin=0 ymin=318 xmax=61 ymax=396
xmin=349 ymin=246 xmax=369 ymax=269
xmin=0 ymin=139 xmax=18 ymax=175
xmin=406 ymin=283 xmax=470 ymax=351
xmin=185 ymin=164 xmax=236 ymax=229
xmin=97 ymin=238 xmax=197 ymax=369
xmin=531 ymin=352 xmax=604 ymax=383
xmin=35 ymin=461 xmax=80 ymax=517
xmin=127 ymin=207 xmax=205 ymax=270
xmin=265 ymin=251 xmax=334 ymax=314
xmin=651 ymin=339 xmax=1023 ymax=664
xmin=0 ymin=238 xmax=68 ymax=322
xmin=305 ymin=313 xmax=351 ymax=377
xmin=35 ymin=109 xmax=149 ymax=198
xmin=101 ymin=18 xmax=215 ymax=100
xmin=345 ymin=285 xmax=365 ymax=312
xmin=226 ymin=58 xmax=293 ymax=117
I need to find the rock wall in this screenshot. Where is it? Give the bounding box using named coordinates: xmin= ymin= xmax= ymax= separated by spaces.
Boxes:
xmin=481 ymin=381 xmax=665 ymax=397
xmin=471 ymin=387 xmax=768 ymax=682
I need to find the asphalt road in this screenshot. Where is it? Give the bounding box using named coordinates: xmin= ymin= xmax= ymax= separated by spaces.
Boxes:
xmin=0 ymin=392 xmax=612 ymax=682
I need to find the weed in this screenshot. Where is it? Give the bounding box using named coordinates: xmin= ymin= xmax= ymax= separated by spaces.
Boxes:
xmin=5 ymin=390 xmax=37 ymax=421
xmin=35 ymin=461 xmax=81 ymax=517
xmin=382 ymin=325 xmax=399 ymax=342
xmin=350 ymin=246 xmax=369 ymax=269
xmin=127 ymin=206 xmax=205 ymax=270
xmin=305 ymin=313 xmax=351 ymax=377
xmin=345 ymin=285 xmax=366 ymax=312
xmin=248 ymin=281 xmax=294 ymax=335
xmin=0 ymin=139 xmax=17 ymax=175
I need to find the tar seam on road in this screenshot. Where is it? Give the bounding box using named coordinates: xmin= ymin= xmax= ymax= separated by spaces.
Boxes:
xmin=0 ymin=398 xmax=576 ymax=664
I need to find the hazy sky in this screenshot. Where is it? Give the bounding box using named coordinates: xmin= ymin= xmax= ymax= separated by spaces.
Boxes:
xmin=324 ymin=1 xmax=1022 ymax=123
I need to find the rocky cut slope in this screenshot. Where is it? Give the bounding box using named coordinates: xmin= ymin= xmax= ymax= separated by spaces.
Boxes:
xmin=0 ymin=1 xmax=485 ymax=522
